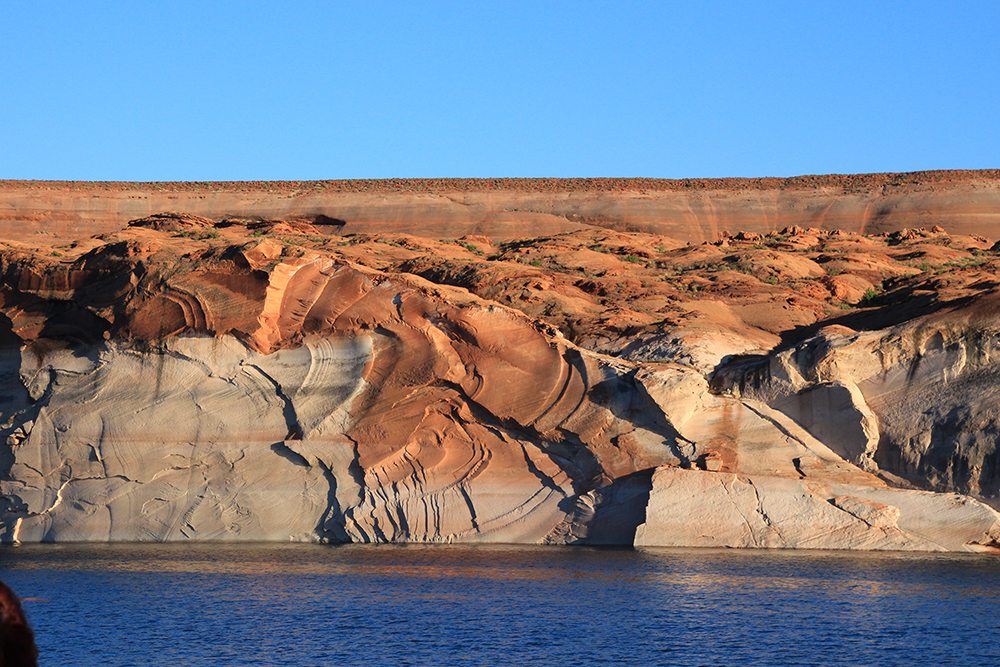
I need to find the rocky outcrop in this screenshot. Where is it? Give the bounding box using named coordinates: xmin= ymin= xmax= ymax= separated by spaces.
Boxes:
xmin=1 ymin=211 xmax=999 ymax=551
xmin=713 ymin=304 xmax=1000 ymax=502
xmin=0 ymin=233 xmax=684 ymax=544
xmin=3 ymin=171 xmax=1000 ymax=243
xmin=635 ymin=468 xmax=999 ymax=551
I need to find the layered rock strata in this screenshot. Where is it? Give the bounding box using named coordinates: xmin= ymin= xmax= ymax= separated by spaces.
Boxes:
xmin=0 ymin=213 xmax=998 ymax=551
xmin=3 ymin=171 xmax=1000 ymax=243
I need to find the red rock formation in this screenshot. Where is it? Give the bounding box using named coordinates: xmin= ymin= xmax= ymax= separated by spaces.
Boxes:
xmin=3 ymin=171 xmax=1000 ymax=243
xmin=0 ymin=205 xmax=999 ymax=549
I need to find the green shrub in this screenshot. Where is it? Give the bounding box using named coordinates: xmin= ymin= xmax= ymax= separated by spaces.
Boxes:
xmin=457 ymin=241 xmax=484 ymax=255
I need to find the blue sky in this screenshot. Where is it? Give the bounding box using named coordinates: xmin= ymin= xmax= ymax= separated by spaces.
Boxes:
xmin=2 ymin=1 xmax=997 ymax=181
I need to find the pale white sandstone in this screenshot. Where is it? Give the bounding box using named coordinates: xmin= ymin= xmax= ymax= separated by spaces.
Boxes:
xmin=715 ymin=319 xmax=1000 ymax=500
xmin=0 ymin=331 xmax=653 ymax=544
xmin=4 ymin=291 xmax=1000 ymax=550
xmin=4 ymin=335 xmax=371 ymax=541
xmin=830 ymin=495 xmax=900 ymax=529
xmin=634 ymin=467 xmax=1000 ymax=551
xmin=638 ymin=364 xmax=869 ymax=482
xmin=631 ymin=355 xmax=1000 ymax=551
xmin=772 ymin=382 xmax=879 ymax=469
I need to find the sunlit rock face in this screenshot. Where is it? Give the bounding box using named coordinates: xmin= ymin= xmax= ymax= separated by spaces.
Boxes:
xmin=712 ymin=306 xmax=1000 ymax=503
xmin=0 ymin=246 xmax=682 ymax=544
xmin=3 ymin=336 xmax=369 ymax=542
xmin=634 ymin=468 xmax=1000 ymax=552
xmin=3 ymin=173 xmax=1000 ymax=242
xmin=633 ymin=363 xmax=1000 ymax=552
xmin=0 ymin=218 xmax=999 ymax=551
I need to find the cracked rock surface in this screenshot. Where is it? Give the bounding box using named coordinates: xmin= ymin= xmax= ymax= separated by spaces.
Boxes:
xmin=1 ymin=210 xmax=999 ymax=551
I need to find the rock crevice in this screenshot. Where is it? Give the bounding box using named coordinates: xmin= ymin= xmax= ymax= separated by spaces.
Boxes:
xmin=0 ymin=214 xmax=999 ymax=550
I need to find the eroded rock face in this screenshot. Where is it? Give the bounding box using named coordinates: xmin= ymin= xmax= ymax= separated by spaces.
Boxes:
xmin=634 ymin=468 xmax=1000 ymax=552
xmin=3 ymin=172 xmax=1000 ymax=243
xmin=714 ymin=309 xmax=1000 ymax=500
xmin=5 ymin=336 xmax=367 ymax=542
xmin=1 ymin=217 xmax=999 ymax=551
xmin=0 ymin=243 xmax=685 ymax=543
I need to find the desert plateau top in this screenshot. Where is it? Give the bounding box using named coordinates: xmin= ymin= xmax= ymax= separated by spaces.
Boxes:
xmin=3 ymin=170 xmax=1000 ymax=243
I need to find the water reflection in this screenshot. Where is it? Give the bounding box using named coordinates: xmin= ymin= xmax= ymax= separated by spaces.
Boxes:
xmin=2 ymin=543 xmax=998 ymax=666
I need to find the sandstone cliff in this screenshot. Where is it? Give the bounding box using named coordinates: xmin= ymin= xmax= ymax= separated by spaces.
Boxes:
xmin=3 ymin=171 xmax=1000 ymax=243
xmin=1 ymin=185 xmax=999 ymax=552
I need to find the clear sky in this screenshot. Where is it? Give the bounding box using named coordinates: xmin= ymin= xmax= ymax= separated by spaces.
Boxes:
xmin=2 ymin=1 xmax=997 ymax=181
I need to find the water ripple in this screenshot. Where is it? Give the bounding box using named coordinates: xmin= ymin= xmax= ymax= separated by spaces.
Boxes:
xmin=1 ymin=544 xmax=998 ymax=666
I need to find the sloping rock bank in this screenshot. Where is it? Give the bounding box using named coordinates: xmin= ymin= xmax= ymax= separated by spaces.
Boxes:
xmin=0 ymin=214 xmax=998 ymax=551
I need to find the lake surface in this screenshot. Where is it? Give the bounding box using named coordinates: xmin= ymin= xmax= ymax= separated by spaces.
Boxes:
xmin=2 ymin=543 xmax=998 ymax=666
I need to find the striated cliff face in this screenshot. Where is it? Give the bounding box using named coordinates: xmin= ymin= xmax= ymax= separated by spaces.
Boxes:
xmin=0 ymin=224 xmax=676 ymax=544
xmin=3 ymin=171 xmax=1000 ymax=243
xmin=1 ymin=199 xmax=1000 ymax=551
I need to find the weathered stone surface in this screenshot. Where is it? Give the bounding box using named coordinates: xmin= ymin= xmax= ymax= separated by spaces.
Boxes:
xmin=716 ymin=309 xmax=1000 ymax=501
xmin=0 ymin=253 xmax=683 ymax=543
xmin=3 ymin=172 xmax=1000 ymax=242
xmin=0 ymin=203 xmax=999 ymax=551
xmin=634 ymin=468 xmax=1000 ymax=551
xmin=772 ymin=382 xmax=879 ymax=469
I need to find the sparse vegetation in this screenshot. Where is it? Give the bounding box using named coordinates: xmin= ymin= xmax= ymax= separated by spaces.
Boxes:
xmin=7 ymin=170 xmax=996 ymax=196
xmin=9 ymin=188 xmax=1000 ymax=377
xmin=456 ymin=241 xmax=485 ymax=255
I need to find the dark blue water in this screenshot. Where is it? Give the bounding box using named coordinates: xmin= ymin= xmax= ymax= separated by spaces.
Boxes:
xmin=2 ymin=543 xmax=998 ymax=666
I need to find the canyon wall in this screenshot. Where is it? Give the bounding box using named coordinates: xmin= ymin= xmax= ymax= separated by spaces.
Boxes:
xmin=1 ymin=181 xmax=999 ymax=551
xmin=3 ymin=172 xmax=1000 ymax=243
